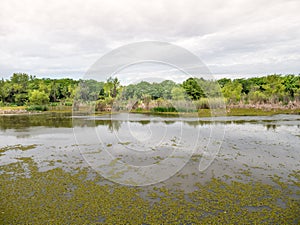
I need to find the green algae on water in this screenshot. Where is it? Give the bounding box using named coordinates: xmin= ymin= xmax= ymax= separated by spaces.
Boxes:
xmin=0 ymin=160 xmax=299 ymax=224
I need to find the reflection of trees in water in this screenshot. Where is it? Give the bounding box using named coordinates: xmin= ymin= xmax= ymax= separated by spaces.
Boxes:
xmin=74 ymin=119 xmax=122 ymax=132
xmin=265 ymin=124 xmax=277 ymax=130
xmin=93 ymin=120 xmax=122 ymax=132
xmin=107 ymin=120 xmax=121 ymax=132
xmin=183 ymin=121 xmax=209 ymax=127
xmin=164 ymin=121 xmax=176 ymax=125
xmin=137 ymin=120 xmax=150 ymax=125
xmin=2 ymin=114 xmax=297 ymax=133
xmin=0 ymin=113 xmax=72 ymax=130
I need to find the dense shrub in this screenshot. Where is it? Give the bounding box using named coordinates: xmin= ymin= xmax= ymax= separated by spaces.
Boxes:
xmin=151 ymin=107 xmax=197 ymax=113
xmin=26 ymin=105 xmax=48 ymax=111
xmin=64 ymin=102 xmax=73 ymax=106
xmin=29 ymin=90 xmax=49 ymax=105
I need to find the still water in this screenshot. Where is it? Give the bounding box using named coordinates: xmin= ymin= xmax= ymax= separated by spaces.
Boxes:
xmin=0 ymin=112 xmax=299 ymax=187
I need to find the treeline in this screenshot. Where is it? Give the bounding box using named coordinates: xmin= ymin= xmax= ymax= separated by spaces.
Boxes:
xmin=219 ymin=75 xmax=300 ymax=105
xmin=0 ymin=73 xmax=300 ymax=110
xmin=0 ymin=73 xmax=79 ymax=107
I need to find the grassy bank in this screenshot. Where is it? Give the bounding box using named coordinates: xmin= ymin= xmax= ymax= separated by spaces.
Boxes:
xmin=1 ymin=105 xmax=300 ymax=117
xmin=0 ymin=106 xmax=27 ymax=111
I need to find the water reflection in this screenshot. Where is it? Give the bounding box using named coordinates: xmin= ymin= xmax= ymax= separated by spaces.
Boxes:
xmin=265 ymin=124 xmax=277 ymax=130
xmin=0 ymin=112 xmax=299 ymax=186
xmin=0 ymin=113 xmax=73 ymax=130
xmin=1 ymin=113 xmax=300 ymax=132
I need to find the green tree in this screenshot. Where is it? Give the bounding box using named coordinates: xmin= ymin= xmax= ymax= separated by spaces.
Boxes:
xmin=29 ymin=90 xmax=50 ymax=105
xmin=0 ymin=79 xmax=9 ymax=103
xmin=222 ymin=81 xmax=242 ymax=103
xmin=182 ymin=78 xmax=205 ymax=100
xmin=171 ymin=86 xmax=186 ymax=100
xmin=111 ymin=77 xmax=121 ymax=98
xmin=49 ymin=81 xmax=60 ymax=102
xmin=159 ymin=80 xmax=176 ymax=99
xmin=10 ymin=73 xmax=30 ymax=105
xmin=101 ymin=77 xmax=121 ymax=98
xmin=122 ymin=81 xmax=151 ymax=99
xmin=283 ymin=74 xmax=300 ymax=99
xmin=248 ymin=89 xmax=267 ymax=104
xmin=75 ymin=79 xmax=104 ymax=101
xmin=217 ymin=78 xmax=231 ymax=88
xmin=262 ymin=75 xmax=286 ymax=103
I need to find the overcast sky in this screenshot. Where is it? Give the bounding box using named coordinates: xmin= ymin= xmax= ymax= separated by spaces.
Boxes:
xmin=0 ymin=0 xmax=299 ymax=81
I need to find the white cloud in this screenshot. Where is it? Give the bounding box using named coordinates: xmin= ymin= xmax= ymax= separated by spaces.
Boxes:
xmin=0 ymin=0 xmax=299 ymax=79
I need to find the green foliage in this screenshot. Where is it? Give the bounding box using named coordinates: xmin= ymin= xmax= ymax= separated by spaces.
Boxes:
xmin=105 ymin=77 xmax=121 ymax=98
xmin=151 ymin=107 xmax=178 ymax=112
xmin=95 ymin=97 xmax=114 ymax=111
xmin=221 ymin=80 xmax=243 ymax=103
xmin=159 ymin=80 xmax=177 ymax=99
xmin=217 ymin=78 xmax=231 ymax=88
xmin=10 ymin=73 xmax=30 ymax=105
xmin=262 ymin=75 xmax=286 ymax=103
xmin=49 ymin=102 xmax=59 ymax=106
xmin=29 ymin=90 xmax=49 ymax=105
xmin=182 ymin=77 xmax=205 ymax=100
xmin=64 ymin=102 xmax=73 ymax=106
xmin=26 ymin=105 xmax=49 ymax=111
xmin=0 ymin=79 xmax=9 ymax=103
xmin=0 ymin=73 xmax=299 ymax=108
xmin=171 ymin=86 xmax=186 ymax=100
xmin=248 ymin=90 xmax=268 ymax=104
xmin=75 ymin=79 xmax=104 ymax=101
xmin=151 ymin=107 xmax=196 ymax=113
xmin=283 ymin=74 xmax=300 ymax=98
xmin=122 ymin=80 xmax=176 ymax=100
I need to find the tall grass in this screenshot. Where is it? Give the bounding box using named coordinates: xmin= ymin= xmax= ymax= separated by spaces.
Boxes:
xmin=194 ymin=98 xmax=225 ymax=109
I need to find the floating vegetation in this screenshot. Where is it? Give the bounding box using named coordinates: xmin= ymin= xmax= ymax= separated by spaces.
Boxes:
xmin=0 ymin=144 xmax=38 ymax=153
xmin=118 ymin=141 xmax=131 ymax=146
xmin=0 ymin=160 xmax=299 ymax=224
xmin=190 ymin=154 xmax=201 ymax=162
xmin=0 ymin=113 xmax=299 ymax=223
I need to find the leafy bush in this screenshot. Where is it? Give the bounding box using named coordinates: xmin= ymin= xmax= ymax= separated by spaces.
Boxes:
xmin=26 ymin=105 xmax=48 ymax=111
xmin=64 ymin=102 xmax=73 ymax=106
xmin=134 ymin=107 xmax=143 ymax=112
xmin=151 ymin=107 xmax=197 ymax=113
xmin=50 ymin=102 xmax=59 ymax=106
xmin=95 ymin=98 xmax=114 ymax=111
xmin=152 ymin=107 xmax=176 ymax=112
xmin=29 ymin=90 xmax=49 ymax=105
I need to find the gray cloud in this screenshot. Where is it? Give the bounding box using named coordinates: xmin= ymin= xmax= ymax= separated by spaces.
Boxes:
xmin=0 ymin=0 xmax=299 ymax=80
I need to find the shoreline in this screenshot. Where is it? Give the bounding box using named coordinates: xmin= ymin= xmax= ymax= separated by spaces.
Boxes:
xmin=1 ymin=105 xmax=300 ymax=117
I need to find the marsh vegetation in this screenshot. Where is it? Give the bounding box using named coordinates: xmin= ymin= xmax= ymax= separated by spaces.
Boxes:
xmin=0 ymin=113 xmax=299 ymax=223
xmin=1 ymin=73 xmax=300 ymax=115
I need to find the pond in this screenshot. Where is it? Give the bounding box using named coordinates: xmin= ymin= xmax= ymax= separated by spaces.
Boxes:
xmin=0 ymin=112 xmax=299 ymax=223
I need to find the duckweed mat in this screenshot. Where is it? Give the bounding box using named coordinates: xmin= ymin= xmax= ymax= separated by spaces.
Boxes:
xmin=1 ymin=159 xmax=299 ymax=224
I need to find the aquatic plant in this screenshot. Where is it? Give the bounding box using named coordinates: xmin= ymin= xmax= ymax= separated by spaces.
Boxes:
xmin=0 ymin=159 xmax=299 ymax=224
